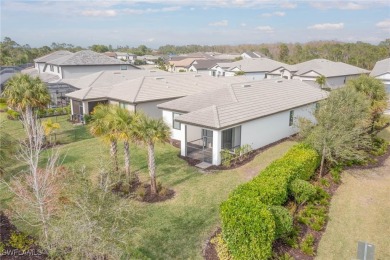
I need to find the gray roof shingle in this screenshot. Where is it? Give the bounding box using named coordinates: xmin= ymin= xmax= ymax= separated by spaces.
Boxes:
xmin=47 ymin=50 xmax=131 ymax=66
xmin=159 ymin=79 xmax=328 ymax=130
xmin=34 ymin=50 xmax=72 ymax=63
xmin=294 ymin=59 xmax=369 ymax=77
xmin=370 ymin=58 xmax=390 ymax=77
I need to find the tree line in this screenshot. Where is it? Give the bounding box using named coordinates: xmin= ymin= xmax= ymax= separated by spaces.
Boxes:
xmin=1 ymin=37 xmax=389 ymax=70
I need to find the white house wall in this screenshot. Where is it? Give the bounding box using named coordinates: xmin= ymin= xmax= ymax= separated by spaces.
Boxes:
xmin=137 ymin=99 xmax=174 ymax=119
xmin=244 ymin=72 xmax=266 ymax=80
xmin=162 ymin=110 xmax=181 ymax=140
xmin=108 ymin=100 xmax=135 ymax=112
xmin=240 ymin=103 xmax=316 ymax=150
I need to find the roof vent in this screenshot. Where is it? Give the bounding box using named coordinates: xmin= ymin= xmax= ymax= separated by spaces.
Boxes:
xmin=242 ymin=84 xmax=252 ymax=87
xmin=276 ymin=80 xmax=283 ymax=83
xmin=155 ymin=77 xmax=164 ymax=80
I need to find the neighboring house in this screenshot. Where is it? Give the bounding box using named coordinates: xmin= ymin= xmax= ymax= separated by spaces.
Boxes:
xmin=370 ymin=58 xmax=390 ymax=93
xmin=115 ymin=52 xmax=129 ymax=61
xmin=241 ymin=51 xmax=264 ymax=59
xmin=212 ymin=53 xmax=241 ymax=60
xmin=267 ymin=59 xmax=369 ymax=89
xmin=64 ymin=71 xmax=249 ymax=122
xmin=34 ymin=50 xmax=72 ymax=74
xmin=187 ymin=60 xmax=228 ymax=74
xmin=158 ymin=79 xmax=327 ymax=166
xmin=210 ymin=58 xmax=289 ymax=80
xmin=168 ymin=58 xmax=206 ymax=72
xmin=137 ymin=55 xmax=161 ymax=65
xmin=104 ymin=52 xmax=117 ymax=59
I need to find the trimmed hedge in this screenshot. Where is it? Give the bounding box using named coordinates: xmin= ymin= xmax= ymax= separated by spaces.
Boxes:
xmin=289 ymin=179 xmax=317 ymax=204
xmin=220 ymin=196 xmax=275 ymax=260
xmin=220 ymin=143 xmax=320 ymax=259
xmin=270 ymin=206 xmax=293 ymax=239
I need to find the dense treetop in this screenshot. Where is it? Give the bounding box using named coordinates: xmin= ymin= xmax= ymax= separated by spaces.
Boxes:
xmin=1 ymin=37 xmax=389 ymax=70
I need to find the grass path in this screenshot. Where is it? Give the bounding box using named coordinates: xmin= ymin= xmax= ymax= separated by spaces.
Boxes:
xmin=316 ymin=127 xmax=390 ymax=260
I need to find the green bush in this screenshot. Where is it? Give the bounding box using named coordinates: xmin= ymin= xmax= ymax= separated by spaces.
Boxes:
xmin=210 ymin=233 xmax=233 ymax=260
xmin=8 ymin=232 xmax=33 ymax=252
xmin=330 ymin=165 xmax=342 ymax=184
xmin=289 ymin=179 xmax=317 ymax=204
xmin=370 ymin=137 xmax=388 ymax=156
xmin=6 ymin=109 xmax=20 ymax=120
xmin=220 ymin=196 xmax=275 ymax=259
xmin=0 ymin=97 xmax=7 ymax=103
xmin=0 ymin=242 xmax=4 ymax=253
xmin=270 ymin=206 xmax=293 ymax=239
xmin=297 ymin=204 xmax=327 ymax=231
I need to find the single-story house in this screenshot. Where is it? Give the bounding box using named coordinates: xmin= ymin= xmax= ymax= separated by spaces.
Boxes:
xmin=168 ymin=58 xmax=206 ymax=72
xmin=210 ymin=58 xmax=289 ymax=80
xmin=158 ymin=79 xmax=328 ymax=166
xmin=241 ymin=51 xmax=265 ymax=59
xmin=267 ymin=59 xmax=370 ymax=89
xmin=187 ymin=59 xmax=228 ymax=74
xmin=64 ymin=71 xmax=249 ymax=122
xmin=370 ymin=58 xmax=390 ymax=93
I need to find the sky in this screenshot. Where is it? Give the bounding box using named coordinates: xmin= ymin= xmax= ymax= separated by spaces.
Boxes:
xmin=0 ymin=0 xmax=389 ymax=48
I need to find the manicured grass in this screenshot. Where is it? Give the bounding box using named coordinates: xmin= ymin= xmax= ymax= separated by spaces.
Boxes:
xmin=0 ymin=114 xmax=296 ymax=258
xmin=316 ymin=157 xmax=390 ymax=260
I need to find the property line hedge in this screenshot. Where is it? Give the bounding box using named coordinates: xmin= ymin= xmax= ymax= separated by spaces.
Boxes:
xmin=220 ymin=143 xmax=320 ymax=259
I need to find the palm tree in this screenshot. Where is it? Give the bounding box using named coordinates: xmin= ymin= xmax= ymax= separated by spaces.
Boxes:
xmin=135 ymin=115 xmax=170 ymax=195
xmin=89 ymin=104 xmax=119 ymax=172
xmin=3 ymin=74 xmax=50 ymax=114
xmin=315 ymin=75 xmax=327 ymax=89
xmin=108 ymin=106 xmax=140 ymax=183
xmin=42 ymin=119 xmax=61 ymax=145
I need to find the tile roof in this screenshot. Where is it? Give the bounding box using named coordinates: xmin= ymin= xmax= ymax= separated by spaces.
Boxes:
xmin=190 ymin=59 xmax=229 ymax=70
xmin=370 ymin=58 xmax=390 ymax=77
xmin=169 ymin=58 xmax=206 ymax=68
xmin=216 ymin=58 xmax=289 ymax=73
xmin=294 ymin=59 xmax=369 ymax=77
xmin=65 ymin=72 xmax=249 ymax=103
xmin=21 ymin=68 xmax=61 ymax=83
xmin=47 ymin=50 xmax=130 ymax=66
xmin=242 ymin=52 xmax=264 ymax=58
xmin=159 ymin=79 xmax=328 ymax=130
xmin=34 ymin=50 xmax=72 ymax=63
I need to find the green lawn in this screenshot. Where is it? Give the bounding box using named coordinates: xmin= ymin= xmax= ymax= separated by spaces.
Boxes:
xmin=0 ymin=113 xmax=296 ymax=258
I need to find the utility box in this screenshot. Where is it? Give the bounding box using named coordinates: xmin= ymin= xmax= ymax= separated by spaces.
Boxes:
xmin=357 ymin=241 xmax=375 ymax=260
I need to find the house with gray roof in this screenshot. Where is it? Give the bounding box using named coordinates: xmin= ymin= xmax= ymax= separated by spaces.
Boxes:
xmin=370 ymin=58 xmax=390 ymax=93
xmin=266 ymin=59 xmax=369 ymax=89
xmin=210 ymin=58 xmax=289 ymax=80
xmin=64 ymin=71 xmax=249 ymax=122
xmin=187 ymin=59 xmax=229 ymax=74
xmin=158 ymin=79 xmax=327 ymax=166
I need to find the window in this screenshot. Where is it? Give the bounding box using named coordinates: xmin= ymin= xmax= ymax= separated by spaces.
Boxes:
xmin=120 ymin=65 xmax=127 ymax=70
xmin=119 ymin=102 xmax=127 ymax=109
xmin=173 ymin=112 xmax=181 ymax=130
xmin=289 ymin=110 xmax=294 ymax=126
xmin=221 ymin=126 xmax=241 ymax=150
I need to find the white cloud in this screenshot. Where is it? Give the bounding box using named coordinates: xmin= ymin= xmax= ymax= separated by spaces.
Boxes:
xmin=209 ymin=20 xmax=229 ymax=26
xmin=256 ymin=26 xmax=274 ymax=33
xmin=241 ymin=23 xmax=247 ymax=27
xmin=376 ymin=19 xmax=390 ymax=28
xmin=280 ymin=2 xmax=297 ymax=9
xmin=310 ymin=1 xmax=365 ymax=10
xmin=81 ymin=10 xmax=117 ymax=17
xmin=308 ymin=23 xmax=344 ymax=30
xmin=261 ymin=11 xmax=285 ymax=17
xmin=123 ymin=6 xmax=181 ymax=15
xmin=146 ymin=38 xmax=155 ymax=42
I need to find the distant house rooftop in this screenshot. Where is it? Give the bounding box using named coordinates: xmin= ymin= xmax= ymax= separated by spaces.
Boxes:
xmin=46 ymin=50 xmax=131 ymax=66
xmin=370 ymin=58 xmax=390 ymax=77
xmin=293 ymin=59 xmax=369 ymax=77
xmin=216 ymin=58 xmax=289 ymax=73
xmin=34 ymin=50 xmax=73 ymax=63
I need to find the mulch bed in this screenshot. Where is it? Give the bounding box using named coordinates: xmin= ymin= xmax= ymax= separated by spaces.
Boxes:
xmin=203 ymin=228 xmax=221 ymax=260
xmin=136 ymin=183 xmax=175 ymax=203
xmin=0 ymin=212 xmax=47 ymax=259
xmin=112 ymin=177 xmax=142 ymax=197
xmin=178 ymin=136 xmax=296 ymax=171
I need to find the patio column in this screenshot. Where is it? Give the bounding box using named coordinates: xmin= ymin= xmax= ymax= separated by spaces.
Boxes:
xmin=70 ymin=99 xmax=74 ymax=115
xmin=180 ymin=124 xmax=187 ymax=157
xmin=82 ymin=101 xmax=89 ymax=115
xmin=212 ymin=130 xmax=222 ymax=165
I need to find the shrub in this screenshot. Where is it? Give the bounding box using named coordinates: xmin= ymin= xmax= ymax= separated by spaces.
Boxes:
xmin=8 ymin=232 xmax=33 ymax=252
xmin=270 ymin=206 xmax=293 ymax=239
xmin=220 ymin=196 xmax=275 ymax=259
xmin=136 ymin=186 xmax=147 ymax=200
xmin=0 ymin=242 xmax=4 ymax=253
xmin=210 ymin=233 xmax=233 ymax=260
xmin=300 ymin=234 xmax=315 ymax=256
xmin=297 ymin=204 xmax=327 ymax=231
xmin=289 ymin=179 xmax=317 ymax=204
xmin=0 ymin=97 xmax=7 ymax=103
xmin=330 ymin=165 xmax=342 ymax=184
xmin=370 ymin=137 xmax=388 ymax=156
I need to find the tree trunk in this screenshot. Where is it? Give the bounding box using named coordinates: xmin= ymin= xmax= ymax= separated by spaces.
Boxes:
xmin=320 ymin=146 xmax=326 ymax=177
xmin=124 ymin=140 xmax=131 ymax=182
xmin=147 ymin=142 xmax=157 ymax=195
xmin=110 ymin=140 xmax=118 ymax=172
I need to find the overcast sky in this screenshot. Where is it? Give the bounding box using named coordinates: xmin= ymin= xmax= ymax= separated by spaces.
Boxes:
xmin=1 ymin=0 xmax=389 ymax=48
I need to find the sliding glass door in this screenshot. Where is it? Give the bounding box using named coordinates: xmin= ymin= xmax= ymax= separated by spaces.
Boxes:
xmin=221 ymin=126 xmax=241 ymax=150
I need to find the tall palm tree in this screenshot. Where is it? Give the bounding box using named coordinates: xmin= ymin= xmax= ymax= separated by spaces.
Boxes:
xmin=89 ymin=104 xmax=119 ymax=172
xmin=315 ymin=75 xmax=327 ymax=89
xmin=108 ymin=106 xmax=140 ymax=183
xmin=135 ymin=114 xmax=170 ymax=195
